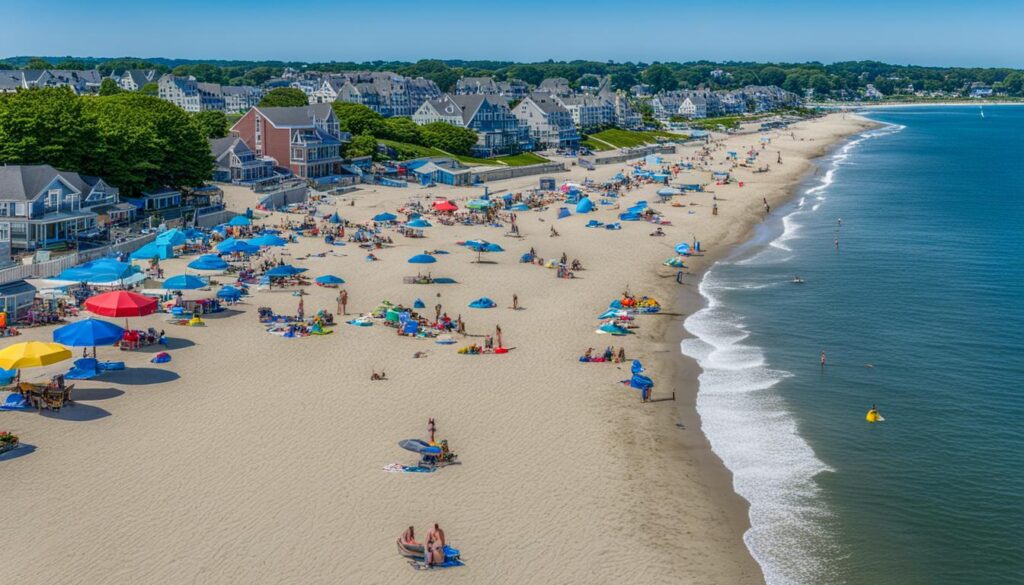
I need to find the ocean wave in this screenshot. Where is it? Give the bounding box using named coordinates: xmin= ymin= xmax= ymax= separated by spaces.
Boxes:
xmin=681 ymin=123 xmax=904 ymax=585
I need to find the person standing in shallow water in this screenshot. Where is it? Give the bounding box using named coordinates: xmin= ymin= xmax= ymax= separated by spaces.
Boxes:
xmin=821 ymin=351 xmax=827 ymax=367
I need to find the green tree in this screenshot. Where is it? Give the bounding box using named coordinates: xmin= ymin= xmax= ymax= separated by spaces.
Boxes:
xmin=379 ymin=116 xmax=423 ymax=144
xmin=577 ymin=74 xmax=600 ymax=89
xmin=23 ymin=58 xmax=52 ymax=70
xmin=84 ymin=93 xmax=213 ymax=194
xmin=420 ymin=122 xmax=478 ymax=156
xmin=0 ymin=87 xmax=96 ymax=170
xmin=759 ymin=66 xmax=787 ymax=87
xmin=55 ymin=59 xmax=90 ymax=70
xmin=998 ymin=72 xmax=1024 ymax=96
xmin=139 ymin=82 xmax=159 ymax=96
xmin=331 ymin=102 xmax=385 ymax=136
xmin=809 ymin=74 xmax=833 ymax=95
xmin=99 ymin=78 xmax=123 ymax=96
xmin=258 ymin=87 xmax=309 ymax=107
xmin=610 ymin=72 xmax=637 ymax=92
xmin=642 ymin=64 xmax=678 ymax=93
xmin=345 ymin=132 xmax=379 ymax=159
xmin=192 ymin=110 xmax=229 ymax=138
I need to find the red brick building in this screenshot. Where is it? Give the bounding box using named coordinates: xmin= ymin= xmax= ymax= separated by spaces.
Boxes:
xmin=230 ymin=104 xmax=348 ymax=179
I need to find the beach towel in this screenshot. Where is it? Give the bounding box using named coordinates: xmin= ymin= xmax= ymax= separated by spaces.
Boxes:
xmin=384 ymin=463 xmax=437 ymax=473
xmin=1 ymin=393 xmax=32 ymax=411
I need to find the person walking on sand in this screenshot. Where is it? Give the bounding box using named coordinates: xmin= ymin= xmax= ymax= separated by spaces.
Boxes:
xmin=435 ymin=303 xmax=442 ymax=323
xmin=512 ymin=293 xmax=519 ymax=310
xmin=496 ymin=324 xmax=502 ymax=348
xmin=339 ymin=289 xmax=348 ymax=315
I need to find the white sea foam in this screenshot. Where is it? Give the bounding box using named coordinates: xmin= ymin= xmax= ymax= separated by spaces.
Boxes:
xmin=681 ymin=121 xmax=904 ymax=585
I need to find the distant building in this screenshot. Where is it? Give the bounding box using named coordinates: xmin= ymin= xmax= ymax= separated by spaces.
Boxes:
xmin=230 ymin=104 xmax=349 ymax=180
xmin=511 ymin=93 xmax=580 ymax=150
xmin=456 ymin=76 xmax=529 ymax=103
xmin=537 ymin=77 xmax=572 ymax=97
xmin=118 ymin=69 xmax=158 ymax=91
xmin=413 ymin=94 xmax=524 ymax=157
xmin=158 ymin=74 xmax=225 ymax=112
xmin=314 ymin=71 xmax=442 ymax=117
xmin=221 ymin=85 xmax=263 ymax=113
xmin=552 ymin=94 xmax=615 ymax=132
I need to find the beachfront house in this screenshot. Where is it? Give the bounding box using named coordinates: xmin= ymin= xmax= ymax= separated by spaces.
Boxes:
xmin=209 ymin=136 xmax=276 ymax=183
xmin=0 ymin=165 xmax=131 ymax=251
xmin=412 ymin=94 xmax=524 ymax=157
xmin=230 ymin=104 xmax=349 ymax=180
xmin=322 ymin=72 xmax=442 ymax=117
xmin=538 ymin=77 xmax=572 ymax=96
xmin=679 ymin=94 xmax=708 ymax=119
xmin=511 ymin=93 xmax=580 ymax=150
xmin=222 ymin=85 xmax=263 ymax=113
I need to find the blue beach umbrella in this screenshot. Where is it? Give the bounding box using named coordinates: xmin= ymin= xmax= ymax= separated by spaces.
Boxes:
xmin=188 ymin=255 xmax=229 ymax=272
xmin=315 ymin=275 xmax=345 ymax=285
xmin=53 ymin=318 xmax=125 ymax=347
xmin=162 ymin=274 xmax=207 ymax=290
xmin=155 ymin=228 xmax=187 ymax=246
xmin=406 ymin=218 xmax=432 ymax=229
xmin=216 ymin=285 xmax=242 ymax=301
xmin=674 ymin=243 xmax=691 ymax=255
xmin=468 ymin=297 xmax=496 ymax=309
xmin=219 ymin=241 xmax=260 ymax=255
xmin=373 ymin=212 xmax=398 ymax=222
xmin=227 ymin=215 xmax=252 ymax=227
xmin=266 ymin=264 xmax=307 ymax=278
xmin=249 ymin=234 xmax=288 ymax=247
xmin=408 ymin=254 xmax=437 ymax=264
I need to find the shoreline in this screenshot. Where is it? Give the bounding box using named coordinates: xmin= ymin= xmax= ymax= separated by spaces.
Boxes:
xmin=654 ymin=113 xmax=882 ymax=583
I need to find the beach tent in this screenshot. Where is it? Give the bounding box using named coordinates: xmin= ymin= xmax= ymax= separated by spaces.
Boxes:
xmin=663 ymin=257 xmax=685 ymax=267
xmin=413 ymin=298 xmax=426 ymax=309
xmin=162 ymin=274 xmax=207 ymax=290
xmin=129 ymin=241 xmax=174 ymax=261
xmin=408 ymin=254 xmax=437 ymax=264
xmin=575 ymin=197 xmax=595 ymax=214
xmin=227 ymin=215 xmax=252 ymax=227
xmin=188 ymin=255 xmax=229 ymax=272
xmin=216 ymin=286 xmax=242 ymax=301
xmin=57 ymin=258 xmax=137 ymax=284
xmin=218 ymin=240 xmax=260 ymax=255
xmin=249 ymin=234 xmax=288 ymax=247
xmin=585 ymin=220 xmax=604 ymax=228
xmin=557 ymin=207 xmax=571 ymax=219
xmin=618 ymin=212 xmax=641 ymax=221
xmin=657 ymin=187 xmax=681 ymax=197
xmin=155 ymin=228 xmax=187 ymax=246
xmin=315 ymin=275 xmax=345 ymax=285
xmin=627 ymin=373 xmax=654 ymax=391
xmin=597 ymin=322 xmax=630 ymax=336
xmin=510 ymin=203 xmax=530 ymax=212
xmin=373 ymin=212 xmax=398 ymax=222
xmin=674 ymin=243 xmax=691 ymax=255
xmin=466 ymin=199 xmax=492 ymax=210
xmin=402 ymin=320 xmax=419 ymax=335
xmin=399 ymin=439 xmax=442 ymax=455
xmin=432 ymin=200 xmax=458 ymax=212
xmin=604 ymin=222 xmax=622 ymax=230
xmin=329 ymin=212 xmax=342 ymax=224
xmin=265 ymin=264 xmax=307 ymax=278
xmin=468 ymin=297 xmax=496 ymax=309
xmin=406 ymin=218 xmax=432 ymax=229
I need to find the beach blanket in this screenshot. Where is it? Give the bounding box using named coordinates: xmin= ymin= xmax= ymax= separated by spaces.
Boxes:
xmin=383 ymin=463 xmax=436 ymax=473
xmin=0 ymin=393 xmax=32 ymax=411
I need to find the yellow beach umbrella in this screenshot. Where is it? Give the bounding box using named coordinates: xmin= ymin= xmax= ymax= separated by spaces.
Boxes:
xmin=0 ymin=341 xmax=73 ymax=371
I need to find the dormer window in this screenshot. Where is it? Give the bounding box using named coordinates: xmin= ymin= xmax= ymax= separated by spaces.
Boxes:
xmin=46 ymin=188 xmax=61 ymax=208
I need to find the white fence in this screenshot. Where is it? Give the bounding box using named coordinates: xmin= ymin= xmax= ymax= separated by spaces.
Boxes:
xmin=0 ymin=233 xmax=158 ymax=286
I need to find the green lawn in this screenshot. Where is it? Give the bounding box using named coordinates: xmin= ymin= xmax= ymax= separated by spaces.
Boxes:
xmin=583 ymin=128 xmax=685 ymax=149
xmin=378 ymin=139 xmax=550 ymax=167
xmin=687 ymin=116 xmax=745 ymax=130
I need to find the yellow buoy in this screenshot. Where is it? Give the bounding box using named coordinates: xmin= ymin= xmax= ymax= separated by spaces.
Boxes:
xmin=866 ymin=410 xmax=881 ymax=423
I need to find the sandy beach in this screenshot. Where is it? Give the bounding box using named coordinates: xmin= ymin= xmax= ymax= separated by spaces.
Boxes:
xmin=0 ymin=112 xmax=874 ymax=585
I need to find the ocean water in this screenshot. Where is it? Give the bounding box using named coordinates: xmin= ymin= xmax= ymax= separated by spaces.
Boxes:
xmin=682 ymin=106 xmax=1024 ymax=585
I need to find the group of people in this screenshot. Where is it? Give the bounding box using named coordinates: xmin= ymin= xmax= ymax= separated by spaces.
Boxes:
xmin=580 ymin=346 xmax=628 ymax=363
xmin=400 ymin=524 xmax=447 ymax=567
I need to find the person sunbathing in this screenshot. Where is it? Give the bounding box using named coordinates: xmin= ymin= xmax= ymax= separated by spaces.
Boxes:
xmin=401 ymin=526 xmax=419 ymax=546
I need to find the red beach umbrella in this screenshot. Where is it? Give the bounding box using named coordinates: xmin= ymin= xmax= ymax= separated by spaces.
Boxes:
xmin=432 ymin=200 xmax=458 ymax=212
xmin=84 ymin=290 xmax=158 ymax=318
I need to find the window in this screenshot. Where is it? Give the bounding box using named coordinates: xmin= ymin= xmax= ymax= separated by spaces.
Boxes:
xmin=47 ymin=188 xmax=61 ymax=208
xmin=0 ymin=202 xmax=8 ymax=216
xmin=15 ymin=203 xmax=26 ymax=217
xmin=0 ymin=222 xmax=9 ymax=242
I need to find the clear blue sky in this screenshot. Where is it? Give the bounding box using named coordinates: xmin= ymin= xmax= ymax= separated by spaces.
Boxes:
xmin=3 ymin=0 xmax=1022 ymax=67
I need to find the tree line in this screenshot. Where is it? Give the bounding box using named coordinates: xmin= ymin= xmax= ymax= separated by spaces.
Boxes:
xmin=5 ymin=56 xmax=1024 ymax=98
xmin=0 ymin=88 xmax=213 ymax=194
